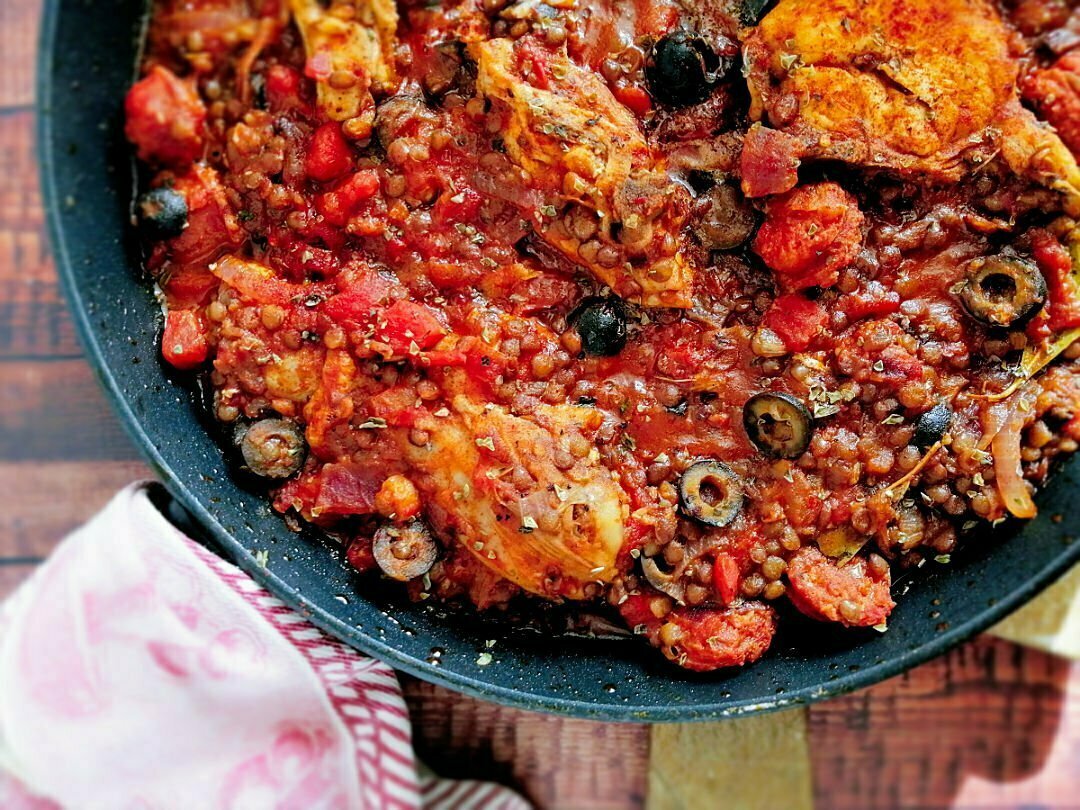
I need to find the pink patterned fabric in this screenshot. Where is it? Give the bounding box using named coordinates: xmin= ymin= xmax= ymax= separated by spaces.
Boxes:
xmin=0 ymin=484 xmax=529 ymax=810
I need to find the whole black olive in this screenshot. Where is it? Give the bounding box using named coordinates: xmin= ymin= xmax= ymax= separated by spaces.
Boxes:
xmin=373 ymin=520 xmax=439 ymax=581
xmin=572 ymin=297 xmax=628 ymax=356
xmin=645 ymin=33 xmax=731 ymax=108
xmin=958 ymin=255 xmax=1046 ymax=328
xmin=743 ymin=392 xmax=813 ymax=458
xmin=679 ymin=460 xmax=743 ymax=528
xmin=136 ymin=187 xmax=188 ymax=240
xmin=238 ymin=418 xmax=307 ymax=479
xmin=911 ymin=404 xmax=952 ymax=449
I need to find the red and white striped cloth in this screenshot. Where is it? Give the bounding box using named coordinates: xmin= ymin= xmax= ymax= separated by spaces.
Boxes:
xmin=0 ymin=484 xmax=529 ymax=810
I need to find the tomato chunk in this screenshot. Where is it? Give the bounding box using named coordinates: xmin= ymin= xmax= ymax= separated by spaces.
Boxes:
xmin=314 ymin=462 xmax=381 ymax=516
xmin=753 ymin=182 xmax=864 ymax=291
xmin=761 ymin=293 xmax=827 ymax=352
xmin=617 ymin=592 xmax=668 ymax=629
xmin=306 ymin=122 xmax=354 ymax=183
xmin=161 ymin=265 xmax=218 ymax=309
xmin=740 ymin=125 xmax=801 ymax=198
xmin=265 ymin=64 xmax=304 ymax=112
xmin=657 ymin=603 xmax=777 ymax=672
xmin=167 ymin=165 xmax=243 ymax=266
xmin=378 ymin=300 xmax=448 ymax=355
xmin=161 ymin=309 xmax=209 ymax=370
xmin=786 ymin=546 xmax=894 ymax=627
xmin=345 ymin=536 xmax=378 ymax=573
xmin=124 ymin=66 xmax=206 ymax=167
xmin=713 ymin=553 xmax=740 ymax=606
xmin=316 ymin=171 xmax=381 ymax=226
xmin=1031 ymin=229 xmax=1080 ymax=331
xmin=1022 ymin=52 xmax=1080 ymax=156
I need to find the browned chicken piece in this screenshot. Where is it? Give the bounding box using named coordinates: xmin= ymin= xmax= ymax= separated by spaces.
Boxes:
xmin=744 ymin=0 xmax=1080 ymax=212
xmin=397 ymin=390 xmax=628 ymax=601
xmin=473 ymin=38 xmax=693 ymax=308
xmin=289 ymin=0 xmax=399 ymax=135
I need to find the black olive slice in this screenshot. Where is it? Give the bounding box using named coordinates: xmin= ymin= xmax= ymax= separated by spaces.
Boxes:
xmin=136 ymin=187 xmax=188 ymax=240
xmin=238 ymin=418 xmax=307 ymax=479
xmin=679 ymin=460 xmax=743 ymax=528
xmin=958 ymin=255 xmax=1047 ymax=328
xmin=912 ymin=403 xmax=952 ymax=449
xmin=572 ymin=296 xmax=628 ymax=356
xmin=645 ymin=33 xmax=729 ymax=107
xmin=743 ymin=392 xmax=813 ymax=459
xmin=373 ymin=520 xmax=438 ymax=581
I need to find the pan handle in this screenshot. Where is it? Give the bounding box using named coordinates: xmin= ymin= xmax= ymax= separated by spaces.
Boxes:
xmin=146 ymin=482 xmax=230 ymax=558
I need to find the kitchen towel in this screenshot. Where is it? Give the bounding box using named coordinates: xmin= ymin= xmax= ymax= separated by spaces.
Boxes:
xmin=0 ymin=483 xmax=528 ymax=810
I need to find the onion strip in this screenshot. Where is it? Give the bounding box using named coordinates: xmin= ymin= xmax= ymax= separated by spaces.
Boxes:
xmin=992 ymin=406 xmax=1037 ymax=518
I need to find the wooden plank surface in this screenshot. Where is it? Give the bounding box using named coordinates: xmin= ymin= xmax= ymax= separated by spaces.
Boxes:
xmin=648 ymin=710 xmax=814 ymax=810
xmin=5 ymin=0 xmax=1080 ymax=807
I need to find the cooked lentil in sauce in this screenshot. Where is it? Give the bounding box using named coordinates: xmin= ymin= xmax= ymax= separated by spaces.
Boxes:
xmin=126 ymin=0 xmax=1080 ymax=670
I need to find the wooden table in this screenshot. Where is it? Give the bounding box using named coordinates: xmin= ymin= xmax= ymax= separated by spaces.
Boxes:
xmin=5 ymin=2 xmax=1080 ymax=806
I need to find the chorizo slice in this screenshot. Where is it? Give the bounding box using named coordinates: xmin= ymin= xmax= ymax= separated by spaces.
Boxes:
xmin=657 ymin=602 xmax=778 ymax=672
xmin=786 ymin=546 xmax=894 ymax=627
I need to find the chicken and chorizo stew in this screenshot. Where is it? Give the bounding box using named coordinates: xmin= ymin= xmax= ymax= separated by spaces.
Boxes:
xmin=125 ymin=0 xmax=1080 ymax=670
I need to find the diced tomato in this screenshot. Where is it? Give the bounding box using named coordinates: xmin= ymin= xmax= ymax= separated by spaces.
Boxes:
xmin=761 ymin=293 xmax=827 ymax=351
xmin=753 ymin=182 xmax=864 ymax=291
xmin=345 ymin=536 xmax=378 ymax=573
xmin=270 ymin=240 xmax=340 ymax=282
xmin=617 ymin=592 xmax=664 ymax=629
xmin=827 ymin=495 xmax=854 ymax=524
xmin=313 ymin=462 xmax=381 ymax=516
xmin=613 ymin=83 xmax=653 ymax=117
xmin=265 ymin=64 xmax=303 ymax=112
xmin=654 ymin=321 xmax=714 ymax=377
xmin=713 ymin=553 xmax=740 ymax=606
xmin=740 ymin=125 xmax=801 ymax=199
xmin=124 ymin=66 xmax=206 ymax=167
xmin=517 ymin=41 xmax=552 ymax=90
xmin=1022 ymin=52 xmax=1080 ymax=156
xmin=836 ymin=281 xmax=902 ymax=323
xmin=417 ymin=348 xmax=469 ymax=367
xmin=323 ymin=272 xmax=395 ymax=324
xmin=1031 ymin=229 xmax=1080 ymax=330
xmin=635 ymin=0 xmax=680 ymax=36
xmin=306 ymin=122 xmax=354 ymax=183
xmin=316 ymin=170 xmax=381 ymax=225
xmin=161 ymin=308 xmax=209 ymax=370
xmin=161 ymin=265 xmax=219 ymax=309
xmin=432 ymin=187 xmax=484 ymax=226
xmin=368 ymin=386 xmax=426 ymax=427
xmin=378 ymin=300 xmax=448 ymax=355
xmin=167 ymin=165 xmax=243 ymax=266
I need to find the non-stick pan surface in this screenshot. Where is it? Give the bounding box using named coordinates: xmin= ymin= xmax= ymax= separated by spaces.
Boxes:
xmin=37 ymin=0 xmax=1080 ymax=721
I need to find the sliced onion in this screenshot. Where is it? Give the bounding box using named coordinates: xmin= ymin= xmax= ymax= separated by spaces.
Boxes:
xmin=992 ymin=408 xmax=1037 ymax=519
xmin=640 ymin=557 xmax=688 ymax=603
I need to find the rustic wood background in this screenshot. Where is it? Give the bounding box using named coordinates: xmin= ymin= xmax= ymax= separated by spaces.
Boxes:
xmin=5 ymin=1 xmax=1080 ymax=807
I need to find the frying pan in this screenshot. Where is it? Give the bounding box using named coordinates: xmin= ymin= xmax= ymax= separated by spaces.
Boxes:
xmin=37 ymin=0 xmax=1080 ymax=722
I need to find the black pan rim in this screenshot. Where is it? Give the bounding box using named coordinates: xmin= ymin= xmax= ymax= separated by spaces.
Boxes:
xmin=35 ymin=0 xmax=1080 ymax=722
